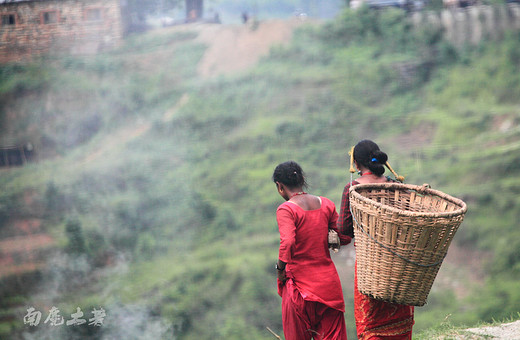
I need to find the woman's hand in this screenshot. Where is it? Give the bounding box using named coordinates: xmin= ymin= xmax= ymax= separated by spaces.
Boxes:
xmin=277 ymin=268 xmax=287 ymax=282
xmin=276 ymin=260 xmax=287 ymax=282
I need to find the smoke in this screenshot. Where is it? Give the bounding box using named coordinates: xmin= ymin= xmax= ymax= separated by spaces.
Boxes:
xmin=98 ymin=303 xmax=173 ymax=340
xmin=18 ymin=251 xmax=173 ymax=339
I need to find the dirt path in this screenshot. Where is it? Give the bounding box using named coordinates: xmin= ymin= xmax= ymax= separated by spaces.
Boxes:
xmin=464 ymin=320 xmax=520 ymax=339
xmin=195 ymin=19 xmax=308 ymax=78
xmin=443 ymin=320 xmax=520 ymax=339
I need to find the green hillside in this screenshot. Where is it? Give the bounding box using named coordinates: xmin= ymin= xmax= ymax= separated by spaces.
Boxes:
xmin=1 ymin=7 xmax=520 ymax=339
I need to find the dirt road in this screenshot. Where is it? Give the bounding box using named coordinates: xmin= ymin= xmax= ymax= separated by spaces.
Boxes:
xmin=195 ymin=19 xmax=308 ymax=77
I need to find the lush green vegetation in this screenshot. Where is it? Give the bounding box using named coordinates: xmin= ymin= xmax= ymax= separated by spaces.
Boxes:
xmin=1 ymin=6 xmax=520 ymax=339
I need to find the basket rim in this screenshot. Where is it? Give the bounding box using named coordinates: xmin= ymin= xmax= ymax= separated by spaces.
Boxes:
xmin=349 ymin=182 xmax=467 ymax=218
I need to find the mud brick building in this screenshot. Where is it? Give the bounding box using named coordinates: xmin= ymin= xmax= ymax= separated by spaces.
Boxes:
xmin=0 ymin=0 xmax=126 ymax=63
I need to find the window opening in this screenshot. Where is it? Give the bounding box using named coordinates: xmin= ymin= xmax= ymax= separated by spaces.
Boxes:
xmin=42 ymin=10 xmax=58 ymax=24
xmin=1 ymin=14 xmax=16 ymax=26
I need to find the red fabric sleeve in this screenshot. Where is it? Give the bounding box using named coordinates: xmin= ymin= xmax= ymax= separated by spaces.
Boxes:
xmin=327 ymin=202 xmax=341 ymax=234
xmin=337 ymin=182 xmax=357 ymax=245
xmin=276 ymin=205 xmax=296 ymax=263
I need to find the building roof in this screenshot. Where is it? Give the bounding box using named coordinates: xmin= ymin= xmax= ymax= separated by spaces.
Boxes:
xmin=0 ymin=0 xmax=32 ymax=3
xmin=0 ymin=0 xmax=52 ymax=4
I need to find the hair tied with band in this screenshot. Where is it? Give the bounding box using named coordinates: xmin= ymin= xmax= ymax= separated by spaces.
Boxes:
xmin=371 ymin=158 xmax=378 ymax=163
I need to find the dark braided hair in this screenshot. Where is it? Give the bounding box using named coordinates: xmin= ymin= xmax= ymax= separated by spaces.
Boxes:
xmin=272 ymin=161 xmax=307 ymax=189
xmin=353 ymin=140 xmax=388 ymax=176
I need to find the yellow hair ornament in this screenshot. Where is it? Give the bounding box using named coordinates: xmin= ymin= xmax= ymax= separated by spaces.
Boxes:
xmin=348 ymin=146 xmax=356 ymax=174
xmin=385 ymin=161 xmax=405 ymax=183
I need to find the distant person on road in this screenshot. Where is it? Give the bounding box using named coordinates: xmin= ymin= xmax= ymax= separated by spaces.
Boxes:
xmin=241 ymin=11 xmax=249 ymax=24
xmin=273 ymin=161 xmax=348 ymax=340
xmin=338 ymin=140 xmax=414 ymax=340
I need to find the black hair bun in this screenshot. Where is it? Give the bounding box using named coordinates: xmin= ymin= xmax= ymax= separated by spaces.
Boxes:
xmin=371 ymin=150 xmax=388 ymax=164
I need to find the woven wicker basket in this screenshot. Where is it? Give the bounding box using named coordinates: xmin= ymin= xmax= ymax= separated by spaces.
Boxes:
xmin=349 ymin=182 xmax=467 ymax=306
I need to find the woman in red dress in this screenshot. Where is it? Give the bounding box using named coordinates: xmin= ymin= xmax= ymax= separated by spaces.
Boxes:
xmin=337 ymin=140 xmax=415 ymax=340
xmin=273 ymin=161 xmax=348 ymax=340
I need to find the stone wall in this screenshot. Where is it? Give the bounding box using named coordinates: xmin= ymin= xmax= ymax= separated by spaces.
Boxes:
xmin=0 ymin=0 xmax=124 ymax=63
xmin=411 ymin=4 xmax=520 ymax=47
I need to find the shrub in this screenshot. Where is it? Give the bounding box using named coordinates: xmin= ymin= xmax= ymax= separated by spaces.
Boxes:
xmin=65 ymin=218 xmax=86 ymax=254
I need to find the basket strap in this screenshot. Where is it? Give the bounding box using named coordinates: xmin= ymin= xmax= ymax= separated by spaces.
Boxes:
xmin=350 ymin=207 xmax=447 ymax=268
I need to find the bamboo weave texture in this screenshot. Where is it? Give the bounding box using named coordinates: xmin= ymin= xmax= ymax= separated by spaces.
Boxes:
xmin=349 ymin=183 xmax=467 ymax=306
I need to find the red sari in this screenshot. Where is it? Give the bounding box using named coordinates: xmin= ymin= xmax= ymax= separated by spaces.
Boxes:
xmin=339 ymin=181 xmax=414 ymax=340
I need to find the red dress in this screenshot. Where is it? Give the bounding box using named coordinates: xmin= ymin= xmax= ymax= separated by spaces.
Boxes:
xmin=277 ymin=196 xmax=347 ymax=340
xmin=338 ymin=181 xmax=415 ymax=340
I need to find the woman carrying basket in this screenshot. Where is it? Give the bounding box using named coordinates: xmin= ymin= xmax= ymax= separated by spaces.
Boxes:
xmin=273 ymin=161 xmax=348 ymax=340
xmin=338 ymin=140 xmax=415 ymax=340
